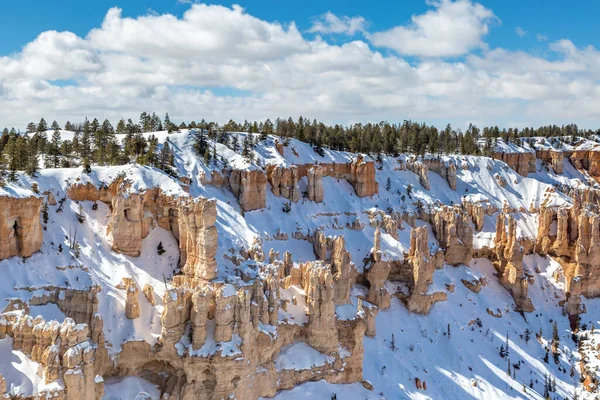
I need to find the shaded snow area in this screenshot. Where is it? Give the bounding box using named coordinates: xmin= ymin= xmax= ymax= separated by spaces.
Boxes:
xmin=275 ymin=342 xmax=334 ymax=371
xmin=103 ymin=376 xmax=160 ymax=400
xmin=3 ymin=130 xmax=600 ymax=399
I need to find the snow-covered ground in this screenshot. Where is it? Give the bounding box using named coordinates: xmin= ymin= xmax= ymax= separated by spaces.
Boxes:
xmin=1 ymin=129 xmax=599 ymax=399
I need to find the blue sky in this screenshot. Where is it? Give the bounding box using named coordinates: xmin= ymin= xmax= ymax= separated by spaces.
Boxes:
xmin=1 ymin=0 xmax=600 ymax=129
xmin=2 ymin=0 xmax=597 ymax=55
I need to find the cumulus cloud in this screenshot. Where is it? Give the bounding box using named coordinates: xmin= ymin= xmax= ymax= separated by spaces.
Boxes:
xmin=369 ymin=0 xmax=497 ymax=57
xmin=1 ymin=2 xmax=600 ymax=129
xmin=308 ymin=12 xmax=366 ymax=35
xmin=515 ymin=27 xmax=527 ymax=37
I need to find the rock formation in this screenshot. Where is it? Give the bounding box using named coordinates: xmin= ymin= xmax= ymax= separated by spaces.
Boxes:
xmin=492 ymin=151 xmax=536 ymax=176
xmin=178 ymin=197 xmax=218 ymax=280
xmin=423 ymin=205 xmax=473 ymax=266
xmin=266 ymin=156 xmax=378 ymax=205
xmin=0 ymin=195 xmax=43 ymax=260
xmin=107 ymin=193 xmax=145 ymax=256
xmin=494 ymin=213 xmax=534 ymax=312
xmin=228 ymin=169 xmax=267 ymax=211
xmin=403 ymin=227 xmax=446 ymax=314
xmin=423 ymin=158 xmax=457 ymax=190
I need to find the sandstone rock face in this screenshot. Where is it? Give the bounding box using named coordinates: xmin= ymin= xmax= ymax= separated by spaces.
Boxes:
xmin=178 ymin=197 xmax=218 ymax=280
xmin=536 ymin=150 xmax=563 ymax=174
xmin=404 ymin=227 xmax=446 ymax=314
xmin=567 ymin=149 xmax=600 ymax=180
xmin=266 ymin=156 xmax=377 ymax=205
xmin=2 ymin=308 xmax=105 ymax=400
xmin=147 ymin=259 xmax=364 ymax=400
xmin=229 ymin=169 xmax=267 ymax=211
xmin=0 ymin=195 xmax=43 ymax=260
xmin=307 ymin=166 xmax=324 ymax=203
xmin=423 ymin=158 xmax=457 ymax=190
xmin=312 ymin=231 xmax=356 ymax=305
xmin=121 ymin=278 xmax=140 ymax=319
xmin=266 ymin=165 xmax=301 ymax=202
xmin=494 ymin=213 xmax=534 ymax=312
xmin=304 ymin=263 xmax=339 ymax=354
xmin=424 ymin=205 xmax=473 ymax=266
xmin=107 ymin=193 xmax=145 ymax=257
xmin=462 ymin=200 xmax=495 ymax=232
xmin=492 ymin=151 xmax=536 ymax=176
xmin=346 ymin=155 xmax=378 ymax=197
xmin=404 ymin=158 xmax=430 ymax=190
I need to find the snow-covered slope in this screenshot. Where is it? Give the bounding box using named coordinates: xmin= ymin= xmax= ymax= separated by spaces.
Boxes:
xmin=1 ymin=129 xmax=599 ymax=399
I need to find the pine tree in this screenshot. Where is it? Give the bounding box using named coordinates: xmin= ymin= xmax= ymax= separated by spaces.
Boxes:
xmin=51 ymin=120 xmax=60 ymax=131
xmin=231 ymin=134 xmax=240 ymax=152
xmin=47 ymin=129 xmax=62 ymax=168
xmin=164 ymin=113 xmax=173 ymax=133
xmin=116 ymin=119 xmax=126 ymax=134
xmin=242 ymin=134 xmax=253 ymax=161
xmin=193 ymin=129 xmax=209 ymax=157
xmin=26 ymin=138 xmax=38 ymax=177
xmin=0 ymin=151 xmax=6 ymax=187
xmin=524 ymin=328 xmax=531 ymax=344
xmin=37 ymin=118 xmax=48 ymax=133
xmin=143 ymin=135 xmax=159 ymax=167
xmin=80 ymin=119 xmax=92 ymax=161
xmin=499 ymin=344 xmax=506 ymax=358
xmin=386 ymin=177 xmax=391 ymax=191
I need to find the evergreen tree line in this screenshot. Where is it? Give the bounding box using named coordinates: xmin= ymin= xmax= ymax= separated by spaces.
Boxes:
xmin=1 ymin=112 xmax=598 ymax=186
xmin=0 ymin=115 xmax=177 ymax=186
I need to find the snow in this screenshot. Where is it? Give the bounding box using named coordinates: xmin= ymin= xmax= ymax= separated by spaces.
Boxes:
xmin=2 ymin=129 xmax=600 ymax=399
xmin=103 ymin=376 xmax=160 ymax=400
xmin=29 ymin=303 xmax=66 ymax=322
xmin=275 ymin=342 xmax=334 ymax=371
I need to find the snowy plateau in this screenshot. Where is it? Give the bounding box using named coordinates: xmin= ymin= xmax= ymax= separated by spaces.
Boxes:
xmin=1 ymin=129 xmax=600 ymax=400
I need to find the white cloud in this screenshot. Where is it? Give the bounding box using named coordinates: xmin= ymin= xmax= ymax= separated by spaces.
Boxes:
xmin=369 ymin=0 xmax=497 ymax=57
xmin=537 ymin=33 xmax=548 ymax=41
xmin=308 ymin=12 xmax=366 ymax=35
xmin=515 ymin=27 xmax=527 ymax=37
xmin=1 ymin=2 xmax=600 ymax=130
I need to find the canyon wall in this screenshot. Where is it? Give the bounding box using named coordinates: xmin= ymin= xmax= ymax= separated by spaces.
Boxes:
xmin=0 ymin=195 xmax=43 ymax=261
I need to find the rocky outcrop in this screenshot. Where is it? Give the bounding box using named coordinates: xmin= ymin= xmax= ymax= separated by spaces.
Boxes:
xmin=462 ymin=200 xmax=497 ymax=232
xmin=403 ymin=158 xmax=430 ymax=190
xmin=147 ymin=260 xmax=365 ymax=399
xmin=423 ymin=158 xmax=458 ymax=190
xmin=365 ymin=229 xmax=392 ymax=310
xmin=566 ymin=149 xmax=600 ymax=179
xmin=0 ymin=195 xmax=43 ymax=260
xmin=107 ymin=193 xmax=145 ymax=256
xmin=492 ymin=151 xmax=536 ymax=176
xmin=1 ymin=308 xmax=104 ymax=400
xmin=494 ymin=213 xmax=534 ymax=312
xmin=178 ymin=197 xmax=218 ymax=280
xmin=536 ymin=149 xmax=563 ymax=174
xmin=266 ymin=155 xmax=377 ymax=205
xmin=423 ymin=205 xmax=473 ymax=266
xmin=404 ymin=227 xmax=446 ymax=314
xmin=121 ymin=278 xmax=140 ymax=319
xmin=229 ymin=169 xmax=267 ymax=212
xmin=304 ymin=263 xmax=339 ymax=354
xmin=307 ymin=166 xmax=324 ymax=203
xmin=312 ymin=231 xmax=356 ymax=305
